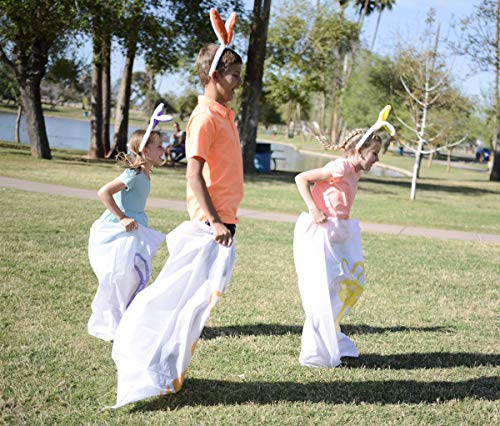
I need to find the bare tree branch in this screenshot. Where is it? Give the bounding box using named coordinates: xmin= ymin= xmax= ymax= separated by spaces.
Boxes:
xmin=400 ymin=76 xmax=426 ymax=107
xmin=427 ymin=130 xmax=444 ymax=142
xmin=428 ymin=92 xmax=442 ymax=105
xmin=420 ymin=135 xmax=468 ymax=154
xmin=394 ymin=112 xmax=419 ymax=135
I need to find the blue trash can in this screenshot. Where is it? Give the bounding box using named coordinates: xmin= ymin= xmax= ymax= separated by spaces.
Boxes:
xmin=254 ymin=143 xmax=272 ymax=173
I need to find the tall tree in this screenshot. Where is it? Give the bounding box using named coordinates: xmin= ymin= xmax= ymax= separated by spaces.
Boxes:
xmin=395 ymin=13 xmax=469 ymax=199
xmin=0 ymin=0 xmax=79 ymax=159
xmin=238 ymin=0 xmax=272 ymax=174
xmin=457 ymin=0 xmax=500 ymax=181
xmin=109 ymin=0 xmax=144 ymax=157
xmin=108 ymin=0 xmax=245 ymax=157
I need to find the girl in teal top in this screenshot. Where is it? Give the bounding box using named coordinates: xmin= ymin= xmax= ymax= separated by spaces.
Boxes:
xmin=97 ymin=129 xmax=165 ymax=230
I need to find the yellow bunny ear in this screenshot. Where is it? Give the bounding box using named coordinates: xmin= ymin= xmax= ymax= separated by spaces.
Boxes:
xmin=378 ymin=105 xmax=392 ymax=122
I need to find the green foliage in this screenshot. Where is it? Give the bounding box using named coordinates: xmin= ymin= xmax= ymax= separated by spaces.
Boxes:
xmin=0 ymin=62 xmax=19 ymax=103
xmin=265 ymin=0 xmax=360 ymax=124
xmin=342 ymin=50 xmax=404 ymax=128
xmin=457 ymin=0 xmax=498 ymax=73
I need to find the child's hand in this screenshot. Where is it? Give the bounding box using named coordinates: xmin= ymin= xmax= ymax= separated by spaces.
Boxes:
xmin=120 ymin=217 xmax=139 ymax=232
xmin=211 ymin=222 xmax=233 ymax=246
xmin=309 ymin=207 xmax=327 ymax=224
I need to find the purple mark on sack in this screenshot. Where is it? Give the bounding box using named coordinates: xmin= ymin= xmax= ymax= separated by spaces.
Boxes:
xmin=126 ymin=253 xmax=150 ymax=308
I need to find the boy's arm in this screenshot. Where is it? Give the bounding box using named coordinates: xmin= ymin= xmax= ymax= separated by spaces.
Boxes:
xmin=186 ymin=157 xmax=233 ymax=246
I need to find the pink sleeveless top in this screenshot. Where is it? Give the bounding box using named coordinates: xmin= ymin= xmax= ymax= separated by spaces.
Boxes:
xmin=311 ymin=158 xmax=361 ymax=219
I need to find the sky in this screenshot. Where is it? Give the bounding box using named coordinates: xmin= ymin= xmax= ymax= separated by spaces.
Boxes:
xmin=107 ymin=0 xmax=492 ymax=99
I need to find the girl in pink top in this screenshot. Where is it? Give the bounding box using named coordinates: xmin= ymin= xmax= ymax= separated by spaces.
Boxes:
xmin=293 ymin=127 xmax=385 ymax=368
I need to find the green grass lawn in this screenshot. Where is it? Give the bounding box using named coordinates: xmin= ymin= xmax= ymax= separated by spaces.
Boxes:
xmin=1 ymin=188 xmax=498 ymax=424
xmin=1 ymin=141 xmax=499 ymax=235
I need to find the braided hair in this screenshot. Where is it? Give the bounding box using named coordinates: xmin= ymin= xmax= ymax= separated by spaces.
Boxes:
xmin=316 ymin=127 xmax=381 ymax=156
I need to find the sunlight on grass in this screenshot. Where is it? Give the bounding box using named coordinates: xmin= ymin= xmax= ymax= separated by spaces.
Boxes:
xmin=1 ymin=189 xmax=499 ymax=424
xmin=1 ymin=142 xmax=499 ymax=234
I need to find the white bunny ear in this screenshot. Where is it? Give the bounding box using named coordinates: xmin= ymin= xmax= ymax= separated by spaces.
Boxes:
xmin=210 ymin=8 xmax=227 ymax=45
xmin=139 ymin=103 xmax=172 ymax=152
xmin=156 ymin=114 xmax=174 ymax=122
xmin=208 ymin=9 xmax=238 ymax=77
xmin=224 ymin=12 xmax=237 ymax=44
xmin=355 ymin=105 xmax=396 ymax=150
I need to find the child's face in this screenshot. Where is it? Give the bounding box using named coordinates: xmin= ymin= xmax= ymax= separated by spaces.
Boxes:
xmin=214 ymin=63 xmax=242 ymax=104
xmin=357 ymin=141 xmax=381 ymax=171
xmin=143 ymin=136 xmax=165 ymax=166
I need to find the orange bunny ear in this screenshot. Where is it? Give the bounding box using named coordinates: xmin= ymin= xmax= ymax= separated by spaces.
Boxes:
xmin=225 ymin=12 xmax=237 ymax=45
xmin=210 ymin=8 xmax=229 ymax=45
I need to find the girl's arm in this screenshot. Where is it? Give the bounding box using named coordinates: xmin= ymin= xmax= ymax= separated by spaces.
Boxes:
xmin=186 ymin=157 xmax=233 ymax=247
xmin=295 ymin=168 xmax=332 ymax=224
xmin=97 ymin=178 xmax=138 ymax=232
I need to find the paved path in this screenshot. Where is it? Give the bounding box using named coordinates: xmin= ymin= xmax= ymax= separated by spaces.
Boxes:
xmin=2 ymin=175 xmax=499 ymax=244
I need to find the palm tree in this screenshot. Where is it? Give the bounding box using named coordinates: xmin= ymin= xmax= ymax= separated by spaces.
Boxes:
xmin=370 ymin=0 xmax=396 ymax=50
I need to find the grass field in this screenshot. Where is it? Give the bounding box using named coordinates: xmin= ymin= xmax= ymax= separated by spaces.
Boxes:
xmin=1 ymin=142 xmax=499 ymax=235
xmin=1 ymin=187 xmax=499 ymax=424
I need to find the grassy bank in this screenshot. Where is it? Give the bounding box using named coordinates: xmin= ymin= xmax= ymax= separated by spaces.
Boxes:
xmin=0 ymin=103 xmax=149 ymax=127
xmin=1 ymin=141 xmax=499 ymax=234
xmin=1 ymin=188 xmax=498 ymax=424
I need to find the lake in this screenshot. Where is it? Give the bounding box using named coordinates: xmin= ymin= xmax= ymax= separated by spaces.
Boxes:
xmin=0 ymin=112 xmax=406 ymax=177
xmin=266 ymin=142 xmax=407 ymax=177
xmin=0 ymin=112 xmax=146 ymax=151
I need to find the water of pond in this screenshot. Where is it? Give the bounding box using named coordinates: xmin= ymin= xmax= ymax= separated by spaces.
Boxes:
xmin=0 ymin=112 xmax=405 ymax=177
xmin=0 ymin=112 xmax=156 ymax=151
xmin=266 ymin=142 xmax=406 ymax=178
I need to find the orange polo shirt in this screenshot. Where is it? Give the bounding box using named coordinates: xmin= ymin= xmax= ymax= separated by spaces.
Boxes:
xmin=186 ymin=95 xmax=244 ymax=224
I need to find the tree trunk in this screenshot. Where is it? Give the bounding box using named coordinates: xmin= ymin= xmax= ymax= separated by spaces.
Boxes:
xmin=491 ymin=0 xmax=500 ymax=181
xmin=410 ymin=142 xmax=423 ymax=200
xmin=89 ymin=18 xmax=104 ymax=159
xmin=427 ymin=148 xmax=434 ymax=168
xmin=19 ymin=81 xmax=51 ymax=159
xmin=15 ymin=104 xmax=22 ymax=144
xmin=109 ymin=41 xmax=137 ymax=157
xmin=370 ymin=9 xmax=383 ymax=51
xmin=145 ymin=63 xmax=156 ymax=114
xmin=490 ymin=125 xmax=500 ymax=180
xmin=102 ymin=27 xmax=111 ymax=156
xmin=239 ymin=0 xmax=272 ymax=174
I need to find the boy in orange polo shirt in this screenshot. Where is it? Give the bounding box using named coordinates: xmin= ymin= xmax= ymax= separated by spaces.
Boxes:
xmin=186 ymin=43 xmax=243 ymax=245
xmin=110 ymin=10 xmax=245 ymax=407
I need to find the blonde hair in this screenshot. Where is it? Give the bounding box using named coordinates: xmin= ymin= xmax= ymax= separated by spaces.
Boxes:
xmin=196 ymin=43 xmax=242 ymax=86
xmin=320 ymin=128 xmax=381 ymax=156
xmin=116 ymin=129 xmax=162 ymax=170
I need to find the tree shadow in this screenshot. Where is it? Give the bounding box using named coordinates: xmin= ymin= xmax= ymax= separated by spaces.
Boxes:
xmin=360 ymin=175 xmax=500 ymax=196
xmin=131 ymin=375 xmax=498 ymax=411
xmin=342 ymin=352 xmax=500 ymax=370
xmin=201 ymin=323 xmax=452 ymax=340
xmin=243 ymin=170 xmax=298 ymax=185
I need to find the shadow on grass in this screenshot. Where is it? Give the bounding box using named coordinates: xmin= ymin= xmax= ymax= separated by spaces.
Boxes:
xmin=361 ymin=175 xmax=500 ymax=196
xmin=201 ymin=323 xmax=452 ymax=339
xmin=131 ymin=375 xmax=499 ymax=411
xmin=343 ymin=352 xmax=499 ymax=369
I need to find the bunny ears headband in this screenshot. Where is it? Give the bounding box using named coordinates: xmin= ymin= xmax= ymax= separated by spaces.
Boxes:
xmin=209 ymin=8 xmax=237 ymax=77
xmin=139 ymin=103 xmax=173 ymax=152
xmin=355 ymin=105 xmax=396 ymax=149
